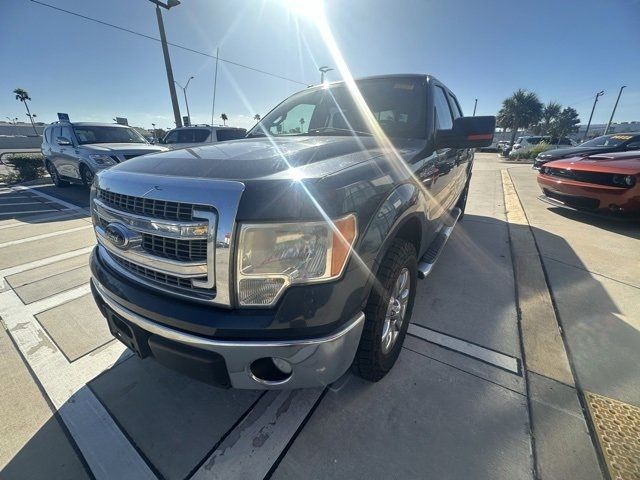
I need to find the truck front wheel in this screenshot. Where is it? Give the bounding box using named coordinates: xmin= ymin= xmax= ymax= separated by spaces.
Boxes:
xmin=352 ymin=239 xmax=417 ymax=382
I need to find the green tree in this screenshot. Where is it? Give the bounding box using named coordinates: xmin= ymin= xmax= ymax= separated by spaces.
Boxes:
xmin=496 ymin=89 xmax=544 ymax=145
xmin=538 ymin=101 xmax=562 ymax=135
xmin=549 ymin=107 xmax=580 ymax=139
xmin=13 ymin=88 xmax=38 ymax=135
xmin=220 ymin=113 xmax=228 ymax=126
xmin=253 ymin=114 xmax=261 ymax=121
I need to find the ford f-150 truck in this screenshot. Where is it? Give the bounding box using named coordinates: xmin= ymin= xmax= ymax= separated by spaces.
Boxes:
xmin=89 ymin=74 xmax=495 ymax=389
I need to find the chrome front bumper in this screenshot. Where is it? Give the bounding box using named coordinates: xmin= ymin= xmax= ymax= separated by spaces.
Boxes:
xmin=92 ymin=278 xmax=365 ymax=389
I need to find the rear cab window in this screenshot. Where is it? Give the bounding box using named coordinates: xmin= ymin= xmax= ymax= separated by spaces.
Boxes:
xmin=433 ymin=86 xmax=454 ymax=130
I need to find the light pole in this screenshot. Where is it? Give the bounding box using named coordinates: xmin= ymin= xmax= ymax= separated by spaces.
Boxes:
xmin=149 ymin=0 xmax=182 ymax=128
xmin=319 ymin=66 xmax=333 ymax=84
xmin=151 ymin=123 xmax=157 ymax=142
xmin=472 ymin=99 xmax=478 ymax=116
xmin=583 ymin=90 xmax=604 ymax=141
xmin=604 ymin=86 xmax=626 ymax=135
xmin=175 ymin=76 xmax=194 ymax=126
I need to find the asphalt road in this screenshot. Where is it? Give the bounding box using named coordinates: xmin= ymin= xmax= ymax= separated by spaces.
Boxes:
xmin=1 ymin=154 xmax=637 ymax=480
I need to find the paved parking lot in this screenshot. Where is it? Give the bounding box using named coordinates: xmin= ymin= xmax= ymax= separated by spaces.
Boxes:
xmin=1 ymin=154 xmax=638 ymax=480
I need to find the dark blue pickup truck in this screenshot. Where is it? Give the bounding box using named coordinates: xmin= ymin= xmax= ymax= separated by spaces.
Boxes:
xmin=89 ymin=74 xmax=495 ymax=389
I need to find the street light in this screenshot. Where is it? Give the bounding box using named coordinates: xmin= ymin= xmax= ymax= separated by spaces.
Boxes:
xmin=151 ymin=123 xmax=157 ymax=142
xmin=604 ymin=86 xmax=626 ymax=135
xmin=149 ymin=0 xmax=182 ymax=128
xmin=583 ymin=90 xmax=605 ymax=141
xmin=319 ymin=66 xmax=333 ymax=84
xmin=472 ymin=98 xmax=478 ymax=116
xmin=175 ymin=76 xmax=194 ymax=126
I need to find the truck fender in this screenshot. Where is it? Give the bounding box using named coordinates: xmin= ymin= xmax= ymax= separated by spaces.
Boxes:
xmin=355 ymin=182 xmax=426 ymax=306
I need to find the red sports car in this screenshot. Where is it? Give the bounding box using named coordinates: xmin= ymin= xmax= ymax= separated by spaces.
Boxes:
xmin=537 ymin=151 xmax=640 ymax=214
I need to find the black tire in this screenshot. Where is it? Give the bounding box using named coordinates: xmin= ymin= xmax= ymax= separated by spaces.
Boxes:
xmin=80 ymin=164 xmax=95 ymax=188
xmin=352 ymin=239 xmax=417 ymax=382
xmin=46 ymin=161 xmax=69 ymax=188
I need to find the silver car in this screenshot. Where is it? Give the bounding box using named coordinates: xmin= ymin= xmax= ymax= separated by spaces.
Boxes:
xmin=41 ymin=121 xmax=167 ymax=187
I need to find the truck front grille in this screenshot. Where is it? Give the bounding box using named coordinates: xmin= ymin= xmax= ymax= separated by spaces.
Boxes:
xmin=93 ymin=173 xmax=244 ymax=306
xmin=111 ymin=255 xmax=200 ymax=290
xmin=97 ymin=188 xmax=202 ymax=221
xmin=141 ymin=234 xmax=207 ymax=262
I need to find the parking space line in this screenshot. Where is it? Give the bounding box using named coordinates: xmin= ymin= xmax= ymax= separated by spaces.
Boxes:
xmin=0 ymin=225 xmax=93 ymax=248
xmin=408 ymin=323 xmax=520 ymax=374
xmin=14 ymin=185 xmax=90 ymax=214
xmin=0 ymin=201 xmax=57 ymax=206
xmin=26 ymin=283 xmax=92 ymax=314
xmin=191 ymin=389 xmax=324 ymax=480
xmin=0 ymin=287 xmax=155 ymax=480
xmin=0 ymin=208 xmax=61 ymax=216
xmin=0 ymin=210 xmax=89 ymax=230
xmin=0 ymin=245 xmax=94 ymax=289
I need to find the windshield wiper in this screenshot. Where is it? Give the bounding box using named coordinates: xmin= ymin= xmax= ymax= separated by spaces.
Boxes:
xmin=306 ymin=127 xmax=373 ymax=137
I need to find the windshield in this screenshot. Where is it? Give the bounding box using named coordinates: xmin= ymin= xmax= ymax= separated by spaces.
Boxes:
xmin=249 ymin=77 xmax=427 ymax=140
xmin=73 ymin=125 xmax=148 ymax=145
xmin=579 ymin=134 xmax=633 ymax=148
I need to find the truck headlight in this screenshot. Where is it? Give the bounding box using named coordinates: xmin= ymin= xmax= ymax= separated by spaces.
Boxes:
xmin=89 ymin=154 xmax=116 ymax=166
xmin=236 ymin=214 xmax=357 ymax=307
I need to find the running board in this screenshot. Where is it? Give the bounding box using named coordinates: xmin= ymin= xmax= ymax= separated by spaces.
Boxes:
xmin=417 ymin=207 xmax=462 ymax=279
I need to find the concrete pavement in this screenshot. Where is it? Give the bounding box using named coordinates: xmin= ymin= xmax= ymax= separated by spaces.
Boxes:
xmin=2 ymin=155 xmax=637 ymax=479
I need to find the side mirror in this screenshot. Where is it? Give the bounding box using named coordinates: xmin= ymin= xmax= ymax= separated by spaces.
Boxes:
xmin=435 ymin=116 xmax=496 ymax=149
xmin=56 ymin=136 xmax=72 ymax=146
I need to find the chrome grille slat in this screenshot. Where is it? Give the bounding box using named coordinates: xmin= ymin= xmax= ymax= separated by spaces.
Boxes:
xmin=97 ymin=188 xmax=203 ymax=221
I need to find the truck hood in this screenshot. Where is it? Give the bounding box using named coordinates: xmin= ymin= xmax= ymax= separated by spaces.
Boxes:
xmin=81 ymin=143 xmax=166 ymax=153
xmin=538 ymin=145 xmax=617 ymax=160
xmin=108 ymin=136 xmax=426 ymax=180
xmin=547 ymin=152 xmax=640 ymax=174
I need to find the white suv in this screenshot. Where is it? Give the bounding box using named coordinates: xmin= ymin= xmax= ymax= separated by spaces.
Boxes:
xmin=159 ymin=125 xmax=247 ymax=150
xmin=509 ymin=135 xmax=573 ymax=158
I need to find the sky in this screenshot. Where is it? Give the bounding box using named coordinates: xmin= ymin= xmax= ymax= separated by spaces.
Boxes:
xmin=1 ymin=0 xmax=639 ymax=130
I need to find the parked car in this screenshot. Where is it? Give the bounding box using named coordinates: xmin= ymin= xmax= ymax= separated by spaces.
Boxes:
xmin=509 ymin=135 xmax=573 ymax=159
xmin=159 ymin=125 xmax=247 ymax=150
xmin=42 ymin=121 xmax=167 ymax=187
xmin=533 ymin=132 xmax=640 ymax=169
xmin=89 ymin=74 xmax=495 ymax=389
xmin=537 ymin=151 xmax=640 ymax=215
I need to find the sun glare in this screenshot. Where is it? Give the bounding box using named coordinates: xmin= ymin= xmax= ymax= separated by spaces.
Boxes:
xmin=282 ymin=0 xmax=325 ymax=20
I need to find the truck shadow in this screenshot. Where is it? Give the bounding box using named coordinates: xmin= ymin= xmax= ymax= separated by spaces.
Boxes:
xmin=3 ymin=213 xmax=637 ymax=479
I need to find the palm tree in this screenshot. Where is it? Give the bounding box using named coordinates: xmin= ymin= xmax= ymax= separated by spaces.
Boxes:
xmin=220 ymin=113 xmax=228 ymax=126
xmin=299 ymin=117 xmax=305 ymax=131
xmin=496 ymin=89 xmax=544 ymax=145
xmin=13 ymin=88 xmax=38 ymax=135
xmin=253 ymin=114 xmax=261 ymax=122
xmin=538 ymin=101 xmax=562 ymax=135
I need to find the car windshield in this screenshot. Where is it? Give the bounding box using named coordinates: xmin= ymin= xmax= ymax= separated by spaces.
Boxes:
xmin=578 ymin=134 xmax=632 ymax=148
xmin=248 ymin=77 xmax=427 ymax=140
xmin=73 ymin=125 xmax=148 ymax=145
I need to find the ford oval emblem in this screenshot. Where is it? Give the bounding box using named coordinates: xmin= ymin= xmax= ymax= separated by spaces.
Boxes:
xmin=105 ymin=223 xmax=132 ymax=250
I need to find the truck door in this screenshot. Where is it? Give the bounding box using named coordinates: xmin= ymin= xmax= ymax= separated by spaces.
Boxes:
xmin=446 ymin=91 xmax=470 ymax=200
xmin=431 ymin=84 xmax=459 ymax=218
